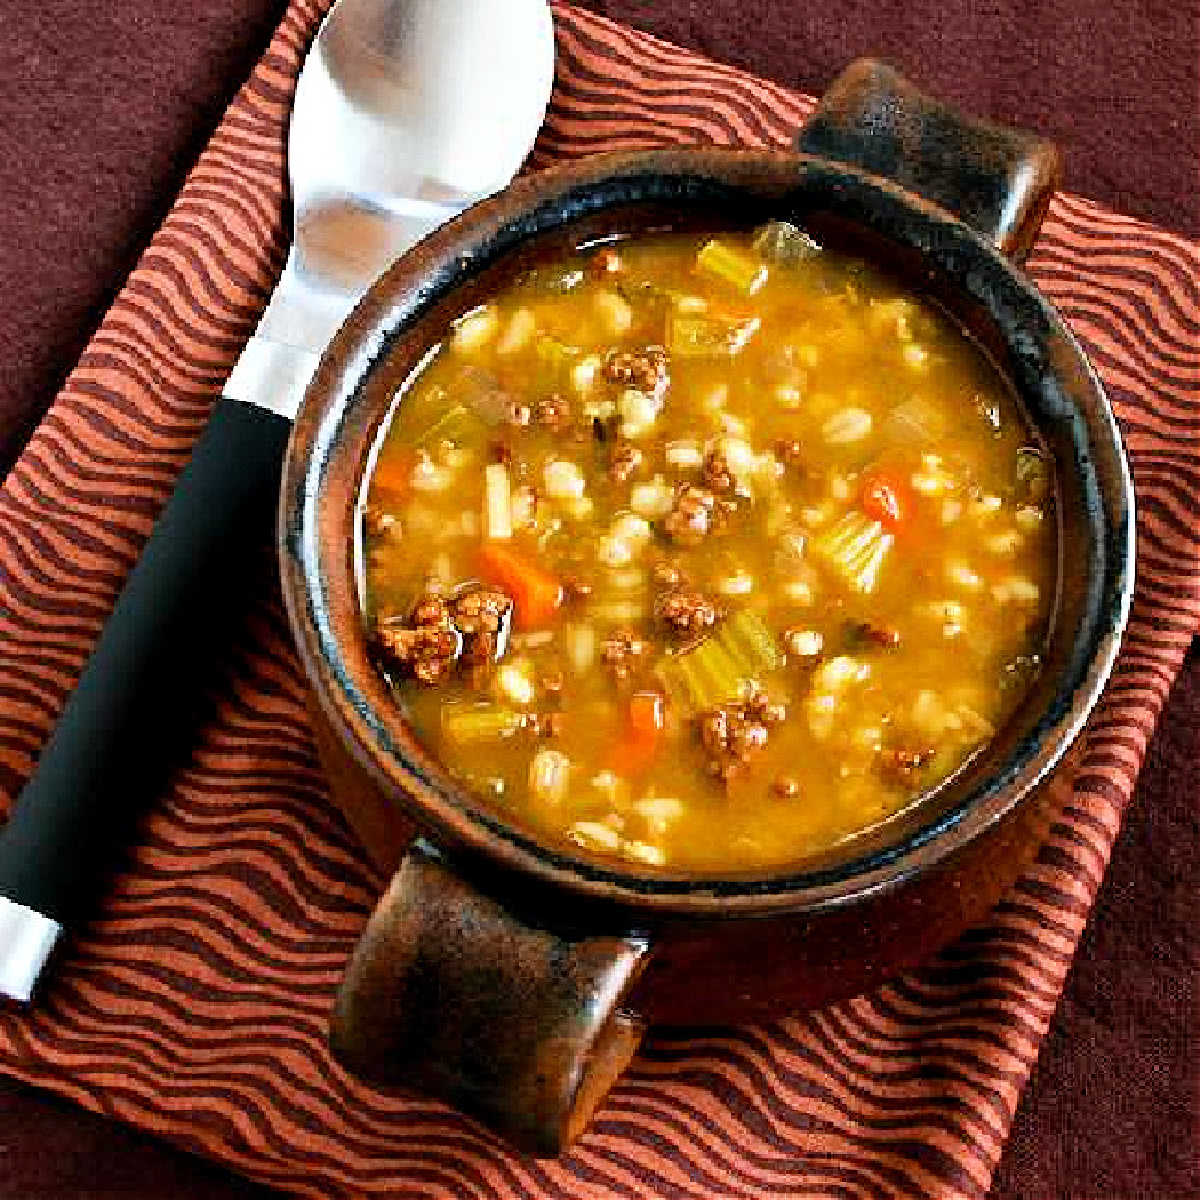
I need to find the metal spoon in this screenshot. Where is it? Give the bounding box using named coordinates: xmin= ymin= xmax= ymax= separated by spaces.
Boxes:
xmin=0 ymin=0 xmax=555 ymax=1002
xmin=229 ymin=0 xmax=555 ymax=417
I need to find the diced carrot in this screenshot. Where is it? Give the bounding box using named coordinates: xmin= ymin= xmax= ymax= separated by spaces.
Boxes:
xmin=620 ymin=730 xmax=661 ymax=776
xmin=629 ymin=690 xmax=664 ymax=735
xmin=859 ymin=469 xmax=912 ymax=532
xmin=370 ymin=448 xmax=415 ymax=500
xmin=477 ymin=542 xmax=563 ymax=631
xmin=610 ymin=691 xmax=665 ymax=775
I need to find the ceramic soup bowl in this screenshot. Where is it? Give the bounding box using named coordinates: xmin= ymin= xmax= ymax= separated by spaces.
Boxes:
xmin=278 ymin=61 xmax=1134 ymax=1153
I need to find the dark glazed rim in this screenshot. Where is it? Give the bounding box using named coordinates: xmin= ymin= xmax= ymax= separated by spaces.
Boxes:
xmin=279 ymin=148 xmax=1135 ymax=919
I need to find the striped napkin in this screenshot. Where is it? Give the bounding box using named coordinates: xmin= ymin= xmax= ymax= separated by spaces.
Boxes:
xmin=2 ymin=3 xmax=1198 ymax=1197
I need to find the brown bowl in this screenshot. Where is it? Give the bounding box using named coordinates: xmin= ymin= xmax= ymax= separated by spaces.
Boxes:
xmin=278 ymin=61 xmax=1134 ymax=1154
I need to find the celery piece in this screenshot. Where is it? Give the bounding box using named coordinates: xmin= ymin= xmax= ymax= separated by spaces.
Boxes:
xmin=883 ymin=396 xmax=947 ymax=445
xmin=533 ymin=333 xmax=581 ymax=390
xmin=695 ymin=238 xmax=769 ymax=296
xmin=657 ymin=656 xmax=689 ymax=708
xmin=661 ymin=638 xmax=740 ymax=711
xmin=668 ymin=312 xmax=760 ymax=358
xmin=617 ymin=277 xmax=709 ymax=315
xmin=1015 ymin=445 xmax=1051 ymax=502
xmin=811 ymin=511 xmax=894 ymax=594
xmin=565 ymin=623 xmax=596 ymax=673
xmin=442 ymin=704 xmax=523 ymax=744
xmin=453 ymin=366 xmax=511 ymax=426
xmin=659 ymin=610 xmax=780 ymax=712
xmin=695 ymin=637 xmax=739 ymax=699
xmin=536 ymin=333 xmax=580 ymax=370
xmin=720 ymin=609 xmax=782 ymax=674
xmin=752 ymin=220 xmax=821 ymax=265
xmin=589 ymin=598 xmax=648 ymax=623
xmin=415 ymin=402 xmax=482 ymax=450
xmin=545 ymin=267 xmax=586 ymax=293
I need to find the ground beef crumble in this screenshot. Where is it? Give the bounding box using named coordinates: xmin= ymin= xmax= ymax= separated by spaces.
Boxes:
xmin=655 ymin=587 xmax=721 ymax=636
xmin=608 ymin=441 xmax=643 ymax=483
xmin=375 ymin=587 xmax=513 ymax=683
xmin=601 ymin=627 xmax=649 ymax=682
xmin=663 ymin=484 xmax=724 ymax=543
xmin=452 ymin=587 xmax=514 ymax=666
xmin=845 ymin=620 xmax=903 ymax=651
xmin=879 ymin=745 xmax=937 ymax=784
xmin=603 ymin=346 xmax=670 ymax=398
xmin=375 ymin=595 xmax=460 ymax=685
xmin=700 ymin=449 xmax=739 ymax=495
xmin=533 ymin=394 xmax=572 ymax=432
xmin=698 ymin=689 xmax=787 ymax=783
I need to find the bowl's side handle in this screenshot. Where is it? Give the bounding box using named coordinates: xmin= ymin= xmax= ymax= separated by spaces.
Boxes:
xmin=329 ymin=840 xmax=650 ymax=1155
xmin=797 ymin=58 xmax=1062 ymax=263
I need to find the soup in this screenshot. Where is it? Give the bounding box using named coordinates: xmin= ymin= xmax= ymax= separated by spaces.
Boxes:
xmin=359 ymin=225 xmax=1056 ymax=872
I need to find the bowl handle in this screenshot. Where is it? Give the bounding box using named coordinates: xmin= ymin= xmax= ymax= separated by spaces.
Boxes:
xmin=797 ymin=58 xmax=1061 ymax=263
xmin=329 ymin=839 xmax=650 ymax=1154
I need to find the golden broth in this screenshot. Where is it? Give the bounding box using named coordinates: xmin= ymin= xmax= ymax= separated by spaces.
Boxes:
xmin=361 ymin=226 xmax=1056 ymax=872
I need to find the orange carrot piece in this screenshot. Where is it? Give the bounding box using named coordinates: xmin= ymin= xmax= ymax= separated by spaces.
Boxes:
xmin=619 ymin=730 xmax=661 ymax=776
xmin=629 ymin=690 xmax=664 ymax=735
xmin=477 ymin=542 xmax=563 ymax=631
xmin=859 ymin=469 xmax=912 ymax=532
xmin=370 ymin=448 xmax=415 ymax=500
xmin=610 ymin=691 xmax=665 ymax=775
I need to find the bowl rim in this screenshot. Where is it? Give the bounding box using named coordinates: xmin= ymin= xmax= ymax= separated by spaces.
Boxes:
xmin=279 ymin=147 xmax=1135 ymax=918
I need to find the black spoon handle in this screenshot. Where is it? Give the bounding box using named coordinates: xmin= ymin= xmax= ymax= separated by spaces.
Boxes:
xmin=0 ymin=398 xmax=291 ymax=995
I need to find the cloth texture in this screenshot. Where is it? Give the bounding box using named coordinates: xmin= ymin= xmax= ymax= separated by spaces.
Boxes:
xmin=0 ymin=3 xmax=1197 ymax=1198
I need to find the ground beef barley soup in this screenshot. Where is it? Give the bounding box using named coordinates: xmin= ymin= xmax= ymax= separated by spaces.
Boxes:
xmin=360 ymin=225 xmax=1056 ymax=872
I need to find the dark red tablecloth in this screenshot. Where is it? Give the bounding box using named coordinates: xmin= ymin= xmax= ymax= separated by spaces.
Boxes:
xmin=0 ymin=2 xmax=1195 ymax=1197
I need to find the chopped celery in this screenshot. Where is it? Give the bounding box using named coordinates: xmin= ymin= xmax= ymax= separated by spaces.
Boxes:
xmin=811 ymin=512 xmax=893 ymax=594
xmin=660 ymin=638 xmax=739 ymax=710
xmin=667 ymin=312 xmax=760 ymax=358
xmin=615 ymin=277 xmax=676 ymax=308
xmin=565 ymin=623 xmax=596 ymax=673
xmin=659 ymin=609 xmax=781 ymax=710
xmin=721 ymin=609 xmax=783 ymax=673
xmin=589 ymin=598 xmax=648 ymax=623
xmin=1015 ymin=445 xmax=1051 ymax=502
xmin=595 ymin=288 xmax=633 ymax=335
xmin=883 ymin=396 xmax=947 ymax=445
xmin=453 ymin=366 xmax=511 ymax=426
xmin=752 ymin=220 xmax=821 ymax=265
xmin=545 ymin=267 xmax=585 ymax=293
xmin=415 ymin=403 xmax=482 ymax=449
xmin=695 ymin=238 xmax=768 ymax=296
xmin=536 ymin=333 xmax=580 ymax=370
xmin=442 ymin=703 xmax=523 ymax=744
xmin=534 ymin=333 xmax=580 ymax=389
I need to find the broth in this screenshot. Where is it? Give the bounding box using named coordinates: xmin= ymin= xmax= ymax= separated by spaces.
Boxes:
xmin=360 ymin=225 xmax=1056 ymax=872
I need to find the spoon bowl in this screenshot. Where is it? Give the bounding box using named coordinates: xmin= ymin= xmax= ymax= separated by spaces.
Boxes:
xmin=291 ymin=0 xmax=555 ymax=283
xmin=230 ymin=0 xmax=556 ymax=415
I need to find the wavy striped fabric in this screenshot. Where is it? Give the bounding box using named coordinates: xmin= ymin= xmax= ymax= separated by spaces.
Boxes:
xmin=1 ymin=3 xmax=1198 ymax=1197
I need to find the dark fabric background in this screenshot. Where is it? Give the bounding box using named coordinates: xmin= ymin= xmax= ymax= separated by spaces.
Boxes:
xmin=0 ymin=1 xmax=1195 ymax=1197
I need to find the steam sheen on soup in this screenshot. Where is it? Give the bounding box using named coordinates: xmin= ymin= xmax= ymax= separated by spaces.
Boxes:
xmin=360 ymin=225 xmax=1056 ymax=872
